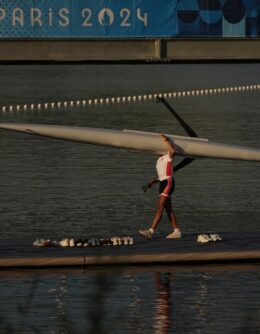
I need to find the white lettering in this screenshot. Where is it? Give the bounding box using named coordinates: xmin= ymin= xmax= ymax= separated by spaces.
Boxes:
xmin=120 ymin=8 xmax=131 ymax=27
xmin=0 ymin=8 xmax=6 ymax=22
xmin=98 ymin=8 xmax=114 ymax=26
xmin=137 ymin=8 xmax=148 ymax=26
xmin=12 ymin=8 xmax=24 ymax=26
xmin=59 ymin=8 xmax=69 ymax=27
xmin=0 ymin=6 xmax=148 ymax=32
xmin=31 ymin=8 xmax=42 ymax=26
xmin=81 ymin=8 xmax=93 ymax=27
xmin=48 ymin=8 xmax=53 ymax=26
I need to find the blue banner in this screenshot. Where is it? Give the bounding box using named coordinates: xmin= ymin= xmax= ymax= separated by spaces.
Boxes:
xmin=177 ymin=0 xmax=260 ymax=38
xmin=0 ymin=0 xmax=259 ymax=38
xmin=0 ymin=0 xmax=178 ymax=38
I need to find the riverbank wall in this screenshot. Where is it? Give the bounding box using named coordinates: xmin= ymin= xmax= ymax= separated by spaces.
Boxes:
xmin=0 ymin=39 xmax=260 ymax=62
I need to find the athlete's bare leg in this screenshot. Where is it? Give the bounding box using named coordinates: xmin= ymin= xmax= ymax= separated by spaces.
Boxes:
xmin=151 ymin=195 xmax=168 ymax=231
xmin=165 ymin=198 xmax=179 ymax=230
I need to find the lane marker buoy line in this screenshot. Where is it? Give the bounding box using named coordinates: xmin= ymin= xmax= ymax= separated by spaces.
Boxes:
xmin=1 ymin=84 xmax=259 ymax=113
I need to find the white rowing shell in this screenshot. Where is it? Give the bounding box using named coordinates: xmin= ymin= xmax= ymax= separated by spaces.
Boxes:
xmin=0 ymin=123 xmax=260 ymax=162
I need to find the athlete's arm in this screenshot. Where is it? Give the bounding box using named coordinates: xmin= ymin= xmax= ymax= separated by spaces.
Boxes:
xmin=147 ymin=178 xmax=159 ymax=188
xmin=142 ymin=178 xmax=159 ymax=192
xmin=160 ymin=134 xmax=175 ymax=158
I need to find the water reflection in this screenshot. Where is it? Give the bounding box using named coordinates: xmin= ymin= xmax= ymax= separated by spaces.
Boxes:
xmin=153 ymin=271 xmax=213 ymax=334
xmin=0 ymin=265 xmax=260 ymax=333
xmin=154 ymin=272 xmax=172 ymax=334
xmin=48 ymin=275 xmax=71 ymax=333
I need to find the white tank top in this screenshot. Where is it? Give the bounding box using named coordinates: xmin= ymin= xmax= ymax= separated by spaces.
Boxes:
xmin=156 ymin=153 xmax=173 ymax=181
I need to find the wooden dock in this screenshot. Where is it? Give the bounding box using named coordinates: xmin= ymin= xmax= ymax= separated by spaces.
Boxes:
xmin=1 ymin=232 xmax=260 ymax=268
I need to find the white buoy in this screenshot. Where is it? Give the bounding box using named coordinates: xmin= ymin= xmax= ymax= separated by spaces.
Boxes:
xmin=2 ymin=106 xmax=6 ymax=112
xmin=9 ymin=84 xmax=256 ymax=116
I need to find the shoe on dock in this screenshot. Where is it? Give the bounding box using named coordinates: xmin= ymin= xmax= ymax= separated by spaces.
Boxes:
xmin=60 ymin=238 xmax=70 ymax=247
xmin=139 ymin=229 xmax=153 ymax=238
xmin=166 ymin=230 xmax=182 ymax=239
xmin=197 ymin=234 xmax=211 ymax=243
xmin=210 ymin=233 xmax=222 ymax=241
xmin=33 ymin=239 xmax=47 ymax=247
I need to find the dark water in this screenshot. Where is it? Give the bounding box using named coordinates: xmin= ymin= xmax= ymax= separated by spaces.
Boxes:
xmin=0 ymin=63 xmax=260 ymax=333
xmin=1 ymin=265 xmax=260 ymax=334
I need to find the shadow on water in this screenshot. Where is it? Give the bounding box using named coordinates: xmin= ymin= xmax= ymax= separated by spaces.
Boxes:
xmin=0 ymin=279 xmax=41 ymax=333
xmin=0 ymin=271 xmax=118 ymax=334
